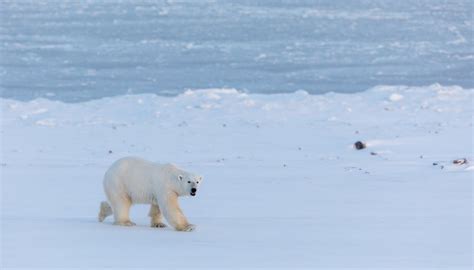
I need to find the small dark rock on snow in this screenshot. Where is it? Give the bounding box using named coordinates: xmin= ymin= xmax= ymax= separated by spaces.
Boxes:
xmin=354 ymin=141 xmax=366 ymax=150
xmin=453 ymin=158 xmax=468 ymax=165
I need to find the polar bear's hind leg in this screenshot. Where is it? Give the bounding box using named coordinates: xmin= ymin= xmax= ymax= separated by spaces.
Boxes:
xmin=98 ymin=201 xmax=113 ymax=222
xmin=109 ymin=195 xmax=136 ymax=226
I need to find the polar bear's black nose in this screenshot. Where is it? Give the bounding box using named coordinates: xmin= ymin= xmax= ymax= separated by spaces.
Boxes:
xmin=191 ymin=188 xmax=197 ymax=193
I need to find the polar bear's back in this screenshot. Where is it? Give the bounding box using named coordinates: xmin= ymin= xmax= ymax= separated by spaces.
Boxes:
xmin=103 ymin=157 xmax=166 ymax=204
xmin=105 ymin=156 xmax=153 ymax=180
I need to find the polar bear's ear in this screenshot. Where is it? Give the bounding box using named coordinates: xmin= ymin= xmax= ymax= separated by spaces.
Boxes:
xmin=178 ymin=175 xmax=183 ymax=181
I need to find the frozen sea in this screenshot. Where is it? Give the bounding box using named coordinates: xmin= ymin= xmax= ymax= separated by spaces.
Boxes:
xmin=1 ymin=0 xmax=473 ymax=102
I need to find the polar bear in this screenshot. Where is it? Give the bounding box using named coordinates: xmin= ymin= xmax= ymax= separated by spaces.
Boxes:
xmin=98 ymin=157 xmax=203 ymax=232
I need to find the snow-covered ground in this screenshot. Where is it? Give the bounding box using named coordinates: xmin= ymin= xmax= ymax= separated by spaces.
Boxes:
xmin=1 ymin=84 xmax=472 ymax=269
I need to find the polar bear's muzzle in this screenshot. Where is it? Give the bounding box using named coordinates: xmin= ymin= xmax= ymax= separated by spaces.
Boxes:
xmin=190 ymin=188 xmax=197 ymax=196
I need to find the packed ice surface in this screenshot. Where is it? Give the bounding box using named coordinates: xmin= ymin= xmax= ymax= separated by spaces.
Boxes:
xmin=1 ymin=84 xmax=472 ymax=268
xmin=1 ymin=0 xmax=473 ymax=101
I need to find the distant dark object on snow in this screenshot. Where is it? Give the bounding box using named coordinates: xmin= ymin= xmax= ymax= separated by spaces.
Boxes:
xmin=453 ymin=158 xmax=468 ymax=165
xmin=354 ymin=141 xmax=366 ymax=150
xmin=370 ymin=152 xmax=377 ymax=155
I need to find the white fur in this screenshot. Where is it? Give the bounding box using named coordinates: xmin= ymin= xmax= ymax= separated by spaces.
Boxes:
xmin=98 ymin=157 xmax=202 ymax=232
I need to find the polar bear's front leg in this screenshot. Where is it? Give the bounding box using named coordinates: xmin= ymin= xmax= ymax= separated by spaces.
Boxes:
xmin=160 ymin=194 xmax=195 ymax=232
xmin=148 ymin=204 xmax=167 ymax=228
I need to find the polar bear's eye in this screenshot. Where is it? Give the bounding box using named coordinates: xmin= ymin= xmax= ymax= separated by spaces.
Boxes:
xmin=187 ymin=181 xmax=191 ymax=183
xmin=197 ymin=181 xmax=199 ymax=184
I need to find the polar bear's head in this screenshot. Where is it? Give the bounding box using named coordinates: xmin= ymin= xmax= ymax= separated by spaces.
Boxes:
xmin=168 ymin=164 xmax=203 ymax=197
xmin=178 ymin=173 xmax=203 ymax=197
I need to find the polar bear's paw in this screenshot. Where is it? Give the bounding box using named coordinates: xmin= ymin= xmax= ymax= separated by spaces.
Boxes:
xmin=178 ymin=224 xmax=196 ymax=232
xmin=151 ymin=222 xmax=167 ymax=228
xmin=98 ymin=201 xmax=113 ymax=222
xmin=113 ymin=220 xmax=136 ymax=226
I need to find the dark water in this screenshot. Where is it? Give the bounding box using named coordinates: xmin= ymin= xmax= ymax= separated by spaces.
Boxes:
xmin=0 ymin=0 xmax=472 ymax=102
